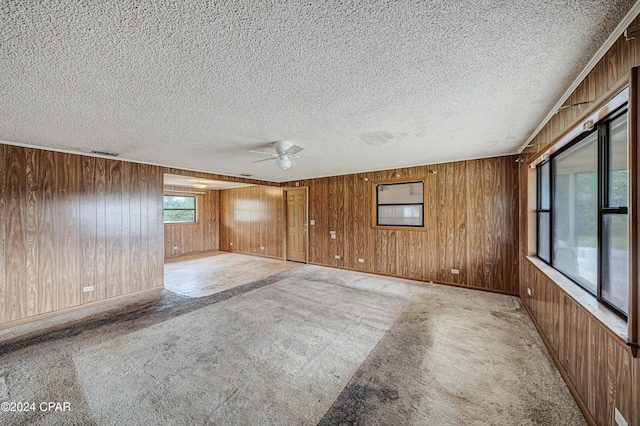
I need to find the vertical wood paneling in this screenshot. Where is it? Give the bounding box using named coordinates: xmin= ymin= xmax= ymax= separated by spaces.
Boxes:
xmin=37 ymin=150 xmax=55 ymax=314
xmin=335 ymin=176 xmax=345 ymax=267
xmin=0 ymin=145 xmax=5 ymax=324
xmin=453 ymin=162 xmax=467 ymax=285
xmin=284 ymin=156 xmax=519 ymax=294
xmin=106 ymin=159 xmax=122 ymax=299
xmin=80 ymin=156 xmax=96 ymax=304
xmin=522 ymin=259 xmax=636 ymax=426
xmin=120 ymin=161 xmax=131 ymax=295
xmin=129 ymin=163 xmax=141 ymax=293
xmin=6 ymin=146 xmax=27 ymax=321
xmin=219 ymin=185 xmax=284 ymax=259
xmin=426 ymin=169 xmax=439 ymax=279
xmin=147 ymin=166 xmax=160 ymax=289
xmin=520 ymin=19 xmax=640 ymax=426
xmin=95 ymin=158 xmax=106 ymax=301
xmin=446 ymin=163 xmax=457 ymax=283
xmin=140 ymin=165 xmax=149 ymax=290
xmin=25 ymin=149 xmax=38 ymax=317
xmin=0 ymin=144 xmax=164 ymax=327
xmin=55 ymin=152 xmax=80 ymax=310
xmin=163 ymin=185 xmax=220 ymax=258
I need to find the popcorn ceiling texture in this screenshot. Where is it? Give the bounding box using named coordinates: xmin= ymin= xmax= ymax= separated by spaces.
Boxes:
xmin=0 ymin=1 xmax=635 ymax=181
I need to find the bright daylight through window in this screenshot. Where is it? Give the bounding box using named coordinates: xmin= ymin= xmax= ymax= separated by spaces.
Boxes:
xmin=536 ymin=107 xmax=629 ymax=316
xmin=164 ymin=195 xmax=196 ymax=224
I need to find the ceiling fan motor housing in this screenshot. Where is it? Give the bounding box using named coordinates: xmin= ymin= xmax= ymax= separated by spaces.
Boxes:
xmin=274 ymin=140 xmax=294 ymax=154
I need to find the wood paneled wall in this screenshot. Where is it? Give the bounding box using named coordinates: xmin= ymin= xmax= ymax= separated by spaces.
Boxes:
xmin=521 ymin=260 xmax=638 ymax=426
xmin=290 ymin=155 xmax=520 ymax=294
xmin=0 ymin=144 xmax=164 ymax=327
xmin=519 ymin=17 xmax=640 ymax=426
xmin=219 ymin=185 xmax=285 ymax=259
xmin=164 ymin=186 xmax=219 ymax=258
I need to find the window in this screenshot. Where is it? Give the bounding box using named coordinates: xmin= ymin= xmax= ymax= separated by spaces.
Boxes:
xmin=375 ymin=181 xmax=424 ymax=227
xmin=163 ymin=195 xmax=196 ymax=223
xmin=536 ymin=107 xmax=629 ymax=316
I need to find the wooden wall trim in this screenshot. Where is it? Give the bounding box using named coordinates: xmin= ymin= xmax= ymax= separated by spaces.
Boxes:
xmin=526 ymin=256 xmax=630 ymax=349
xmin=630 ymin=67 xmax=640 ymax=356
xmin=527 ymin=77 xmax=629 ymax=166
xmin=308 ymin=261 xmax=519 ymax=297
xmin=521 ymin=300 xmax=595 ymax=426
xmin=0 ymin=287 xmax=163 ymax=331
xmin=369 ymin=178 xmax=428 ymax=231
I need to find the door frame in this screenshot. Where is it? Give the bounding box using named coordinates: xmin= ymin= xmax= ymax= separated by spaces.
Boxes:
xmin=283 ymin=186 xmax=309 ymax=263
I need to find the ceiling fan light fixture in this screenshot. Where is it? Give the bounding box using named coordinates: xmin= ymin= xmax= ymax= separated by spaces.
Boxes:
xmin=276 ymin=157 xmax=292 ymax=170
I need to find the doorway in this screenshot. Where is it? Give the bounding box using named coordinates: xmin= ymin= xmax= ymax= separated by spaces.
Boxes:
xmin=285 ymin=188 xmax=308 ymax=262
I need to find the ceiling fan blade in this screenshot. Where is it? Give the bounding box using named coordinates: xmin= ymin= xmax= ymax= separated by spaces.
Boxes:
xmin=285 ymin=145 xmax=304 ymax=155
xmin=251 ymin=157 xmax=277 ymax=164
xmin=248 ymin=150 xmax=277 ymax=157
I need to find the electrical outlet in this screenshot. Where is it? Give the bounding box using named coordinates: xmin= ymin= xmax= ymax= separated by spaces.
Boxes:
xmin=335 ymin=255 xmax=341 ymax=260
xmin=310 ymin=220 xmax=315 ymax=225
xmin=260 ymin=246 xmax=264 ymax=250
xmin=358 ymin=258 xmax=365 ymax=263
xmin=330 ymin=231 xmax=336 ymax=239
xmin=614 ymin=408 xmax=628 ymax=426
xmin=173 ymin=246 xmax=178 ymax=250
xmin=230 ymin=242 xmax=233 ymax=246
xmin=527 ymin=288 xmax=532 ymax=296
xmin=451 ymin=269 xmax=460 ymax=274
xmin=83 ymin=286 xmax=94 ymax=292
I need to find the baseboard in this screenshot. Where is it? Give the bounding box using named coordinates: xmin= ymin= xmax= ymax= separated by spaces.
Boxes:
xmin=308 ymin=262 xmax=519 ymax=296
xmin=164 ymin=249 xmax=220 ymax=261
xmin=0 ymin=287 xmax=163 ymax=332
xmin=521 ymin=300 xmax=595 ymax=426
xmin=219 ymin=249 xmax=285 ymax=261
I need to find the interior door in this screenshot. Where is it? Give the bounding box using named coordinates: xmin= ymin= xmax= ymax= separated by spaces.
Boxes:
xmin=286 ymin=188 xmax=307 ymax=262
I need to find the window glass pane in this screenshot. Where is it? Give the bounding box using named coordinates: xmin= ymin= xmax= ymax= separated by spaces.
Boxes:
xmin=164 ymin=209 xmax=195 ymax=223
xmin=552 ymin=133 xmax=598 ymax=293
xmin=537 ymin=212 xmax=550 ymax=262
xmin=609 ymin=112 xmax=628 ymax=208
xmin=539 ymin=162 xmax=550 ymax=209
xmin=163 ymin=195 xmax=196 ymax=223
xmin=164 ymin=195 xmax=195 ymax=209
xmin=377 ymin=205 xmax=423 ymax=226
xmin=377 ymin=182 xmax=423 ymax=204
xmin=602 ymin=214 xmax=629 ymax=314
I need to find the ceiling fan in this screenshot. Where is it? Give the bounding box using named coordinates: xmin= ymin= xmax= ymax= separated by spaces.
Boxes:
xmin=249 ymin=140 xmax=304 ymax=170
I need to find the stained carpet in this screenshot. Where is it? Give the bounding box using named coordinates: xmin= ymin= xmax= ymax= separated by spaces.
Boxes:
xmin=0 ymin=262 xmax=585 ymax=425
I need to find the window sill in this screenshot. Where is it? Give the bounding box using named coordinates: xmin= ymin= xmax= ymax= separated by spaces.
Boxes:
xmin=370 ymin=225 xmax=427 ymax=231
xmin=525 ymin=256 xmax=628 ymax=343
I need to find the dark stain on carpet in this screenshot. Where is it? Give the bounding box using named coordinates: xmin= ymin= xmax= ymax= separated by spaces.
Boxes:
xmin=318 ymin=296 xmax=434 ymax=425
xmin=0 ymin=270 xmax=293 ymax=356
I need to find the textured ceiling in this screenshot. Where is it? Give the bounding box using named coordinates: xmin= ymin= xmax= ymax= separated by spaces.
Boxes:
xmin=0 ymin=1 xmax=636 ymax=182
